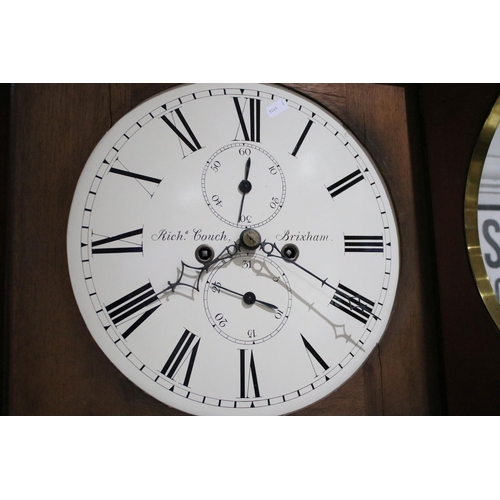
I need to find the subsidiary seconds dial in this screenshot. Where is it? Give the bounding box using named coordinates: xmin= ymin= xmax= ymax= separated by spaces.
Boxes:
xmin=202 ymin=143 xmax=286 ymax=228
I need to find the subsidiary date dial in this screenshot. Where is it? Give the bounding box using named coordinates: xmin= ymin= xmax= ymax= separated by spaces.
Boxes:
xmin=201 ymin=143 xmax=286 ymax=228
xmin=203 ymin=254 xmax=292 ymax=344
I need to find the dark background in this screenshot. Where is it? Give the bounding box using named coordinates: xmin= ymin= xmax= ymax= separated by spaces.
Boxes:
xmin=421 ymin=83 xmax=500 ymax=415
xmin=3 ymin=83 xmax=500 ymax=416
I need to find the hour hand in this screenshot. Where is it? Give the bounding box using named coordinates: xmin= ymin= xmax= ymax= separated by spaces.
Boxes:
xmin=237 ymin=157 xmax=252 ymax=223
xmin=212 ymin=282 xmax=278 ymax=310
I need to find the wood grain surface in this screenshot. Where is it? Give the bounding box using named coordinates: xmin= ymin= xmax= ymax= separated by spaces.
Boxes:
xmin=6 ymin=83 xmax=444 ymax=415
xmin=0 ymin=83 xmax=10 ymax=416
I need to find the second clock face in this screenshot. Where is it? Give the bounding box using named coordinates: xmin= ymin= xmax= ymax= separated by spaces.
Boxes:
xmin=466 ymin=94 xmax=500 ymax=331
xmin=67 ymin=84 xmax=400 ymax=415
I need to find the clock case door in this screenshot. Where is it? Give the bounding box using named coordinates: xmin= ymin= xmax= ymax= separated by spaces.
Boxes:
xmin=421 ymin=83 xmax=500 ymax=415
xmin=5 ymin=83 xmax=444 ymax=415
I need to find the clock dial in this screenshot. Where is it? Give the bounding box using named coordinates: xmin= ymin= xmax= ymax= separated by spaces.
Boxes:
xmin=466 ymin=94 xmax=500 ymax=330
xmin=203 ymin=253 xmax=293 ymax=345
xmin=67 ymin=84 xmax=400 ymax=415
xmin=201 ymin=143 xmax=286 ymax=228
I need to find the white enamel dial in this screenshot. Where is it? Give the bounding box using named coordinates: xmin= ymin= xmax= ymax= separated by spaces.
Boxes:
xmin=67 ymin=84 xmax=400 ymax=415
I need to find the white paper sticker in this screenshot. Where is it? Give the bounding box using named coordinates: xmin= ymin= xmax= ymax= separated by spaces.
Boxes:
xmin=266 ymin=98 xmax=288 ymax=118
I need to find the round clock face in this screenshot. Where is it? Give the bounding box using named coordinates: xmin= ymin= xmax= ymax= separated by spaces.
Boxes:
xmin=67 ymin=83 xmax=400 ymax=415
xmin=465 ymin=94 xmax=500 ymax=330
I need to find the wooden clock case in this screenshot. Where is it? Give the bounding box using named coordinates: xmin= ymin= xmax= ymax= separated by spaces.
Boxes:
xmin=3 ymin=83 xmax=498 ymax=415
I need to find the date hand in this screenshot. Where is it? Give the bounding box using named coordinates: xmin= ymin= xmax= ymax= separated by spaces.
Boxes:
xmin=212 ymin=282 xmax=278 ymax=310
xmin=237 ymin=157 xmax=252 ymax=224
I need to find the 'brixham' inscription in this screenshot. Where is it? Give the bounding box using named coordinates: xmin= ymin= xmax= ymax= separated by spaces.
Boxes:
xmin=276 ymin=230 xmax=329 ymax=242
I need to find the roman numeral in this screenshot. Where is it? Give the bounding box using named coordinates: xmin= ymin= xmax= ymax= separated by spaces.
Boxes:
xmin=344 ymin=235 xmax=383 ymax=253
xmin=291 ymin=119 xmax=313 ymax=157
xmin=109 ymin=167 xmax=162 ymax=185
xmin=160 ymin=108 xmax=202 ymax=156
xmin=108 ymin=159 xmax=162 ymax=197
xmin=239 ymin=349 xmax=260 ymax=398
xmin=105 ymin=282 xmax=161 ymax=338
xmin=326 ymin=169 xmax=364 ymax=198
xmin=161 ymin=329 xmax=200 ymax=387
xmin=233 ymin=97 xmax=261 ymax=142
xmin=301 ymin=334 xmax=329 ymax=376
xmin=92 ymin=228 xmax=143 ymax=254
xmin=330 ymin=283 xmax=374 ymax=324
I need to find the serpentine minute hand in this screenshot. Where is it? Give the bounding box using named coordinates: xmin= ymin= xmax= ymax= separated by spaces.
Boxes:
xmin=260 ymin=242 xmax=335 ymax=290
xmin=259 ymin=241 xmax=379 ymax=320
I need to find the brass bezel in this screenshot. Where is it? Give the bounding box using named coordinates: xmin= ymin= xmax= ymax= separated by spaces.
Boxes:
xmin=465 ymin=94 xmax=500 ymax=330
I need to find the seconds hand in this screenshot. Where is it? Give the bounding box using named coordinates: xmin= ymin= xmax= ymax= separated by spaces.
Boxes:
xmin=237 ymin=157 xmax=252 ymax=224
